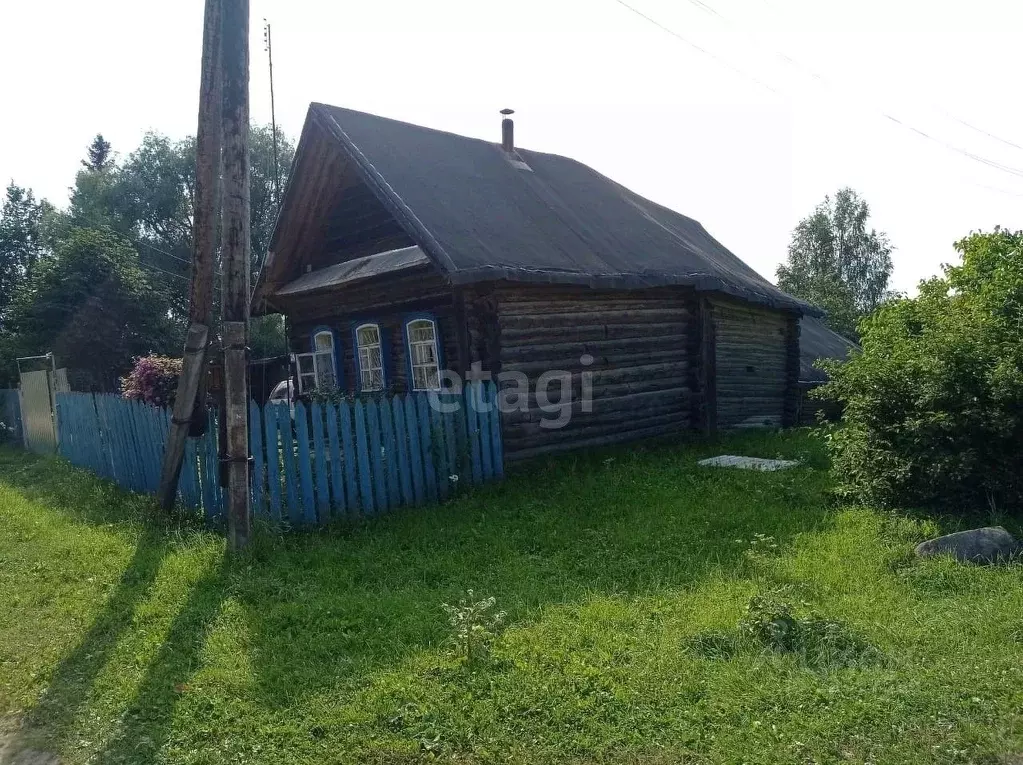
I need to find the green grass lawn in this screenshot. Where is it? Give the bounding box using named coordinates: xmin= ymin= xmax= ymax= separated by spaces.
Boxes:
xmin=1 ymin=430 xmax=1021 ymax=764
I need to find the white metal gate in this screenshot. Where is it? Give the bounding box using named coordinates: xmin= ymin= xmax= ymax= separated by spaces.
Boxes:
xmin=20 ymin=370 xmax=56 ymax=453
xmin=19 ymin=368 xmax=68 ymax=454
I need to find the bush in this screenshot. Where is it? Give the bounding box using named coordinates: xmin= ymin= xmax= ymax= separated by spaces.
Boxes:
xmin=818 ymin=229 xmax=1023 ymax=512
xmin=120 ymin=354 xmax=182 ymax=407
xmin=737 ymin=590 xmax=881 ymax=668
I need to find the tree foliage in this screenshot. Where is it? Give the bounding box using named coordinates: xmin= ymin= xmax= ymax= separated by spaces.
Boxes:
xmin=5 ymin=229 xmax=180 ymax=391
xmin=58 ymin=125 xmax=295 ymax=323
xmin=819 ymin=228 xmax=1023 ymax=513
xmin=0 ymin=183 xmax=52 ymax=330
xmin=82 ymin=134 xmax=114 ymax=172
xmin=778 ymin=188 xmax=894 ymax=339
xmin=1 ymin=123 xmax=294 ymax=390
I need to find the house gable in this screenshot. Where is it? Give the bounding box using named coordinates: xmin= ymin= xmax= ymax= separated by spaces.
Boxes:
xmin=255 ymin=108 xmax=436 ymax=313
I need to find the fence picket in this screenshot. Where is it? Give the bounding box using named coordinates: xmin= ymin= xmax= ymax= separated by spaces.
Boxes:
xmin=464 ymin=384 xmax=482 ymax=484
xmin=263 ymin=404 xmax=282 ymax=520
xmin=199 ymin=409 xmax=218 ymax=521
xmin=90 ymin=396 xmax=106 ymax=480
xmin=89 ymin=396 xmax=103 ymax=474
xmin=100 ymin=397 xmax=122 ymax=485
xmin=340 ymin=403 xmax=358 ymax=514
xmin=87 ymin=395 xmax=104 ymax=477
xmin=47 ymin=386 xmax=504 ymax=528
xmin=110 ymin=398 xmax=135 ymax=489
xmin=325 ymin=403 xmax=345 ymax=517
xmin=487 ymin=382 xmax=504 ymax=479
xmin=125 ymin=400 xmax=143 ymax=491
xmin=379 ymin=398 xmax=400 ymax=511
xmin=140 ymin=401 xmax=163 ymax=493
xmin=294 ymin=402 xmax=316 ymax=526
xmin=249 ymin=400 xmax=266 ymax=518
xmin=442 ymin=393 xmax=458 ymax=490
xmin=114 ymin=399 xmax=135 ymax=491
xmin=98 ymin=395 xmax=113 ymax=480
xmin=54 ymin=394 xmax=70 ymax=461
xmin=137 ymin=400 xmax=156 ymax=492
xmin=310 ymin=402 xmax=330 ymax=521
xmin=392 ymin=397 xmax=413 ymax=505
xmin=180 ymin=431 xmax=201 ymax=510
xmin=155 ymin=406 xmax=172 ymax=496
xmin=430 ymin=398 xmax=449 ymax=500
xmin=135 ymin=401 xmax=154 ymax=492
xmin=365 ymin=401 xmax=387 ymax=513
xmin=91 ymin=395 xmax=103 ymax=474
xmin=404 ymin=394 xmax=424 ymax=505
xmin=353 ymin=400 xmax=374 ymax=514
xmin=477 ymin=385 xmax=493 ymax=481
xmin=277 ymin=404 xmax=299 ymax=524
xmin=417 ymin=394 xmax=438 ymax=502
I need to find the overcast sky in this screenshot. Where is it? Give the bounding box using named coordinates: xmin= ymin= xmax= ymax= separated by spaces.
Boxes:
xmin=3 ymin=0 xmax=1022 ymax=294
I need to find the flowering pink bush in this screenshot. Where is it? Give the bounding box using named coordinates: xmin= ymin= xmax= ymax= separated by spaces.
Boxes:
xmin=121 ymin=355 xmax=182 ymax=407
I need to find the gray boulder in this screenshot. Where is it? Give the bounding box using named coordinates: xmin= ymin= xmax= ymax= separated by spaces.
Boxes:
xmin=915 ymin=526 xmax=1020 ymax=565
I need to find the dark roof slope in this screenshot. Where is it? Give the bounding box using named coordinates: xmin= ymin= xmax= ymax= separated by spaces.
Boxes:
xmin=311 ymin=104 xmax=821 ymax=316
xmin=799 ymin=316 xmax=858 ymax=383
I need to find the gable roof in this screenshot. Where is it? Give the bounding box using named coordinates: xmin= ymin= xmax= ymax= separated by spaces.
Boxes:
xmin=262 ymin=103 xmax=821 ymax=316
xmin=799 ymin=316 xmax=859 ymax=383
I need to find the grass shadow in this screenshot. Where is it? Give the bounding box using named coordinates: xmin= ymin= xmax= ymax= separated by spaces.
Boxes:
xmin=89 ymin=556 xmax=228 ymax=764
xmin=3 ymin=430 xmax=835 ymax=743
xmin=0 ymin=447 xmax=206 ymax=534
xmin=232 ymin=428 xmax=834 ymax=705
xmin=20 ymin=526 xmax=171 ymax=751
xmin=0 ymin=448 xmax=224 ymax=760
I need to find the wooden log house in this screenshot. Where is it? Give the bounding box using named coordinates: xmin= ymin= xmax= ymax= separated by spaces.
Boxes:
xmin=252 ymin=104 xmax=824 ymax=460
xmin=796 ymin=316 xmax=859 ymax=425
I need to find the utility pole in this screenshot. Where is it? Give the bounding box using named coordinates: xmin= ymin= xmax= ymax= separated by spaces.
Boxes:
xmin=220 ymin=0 xmax=252 ymax=550
xmin=157 ymin=0 xmax=222 ymax=511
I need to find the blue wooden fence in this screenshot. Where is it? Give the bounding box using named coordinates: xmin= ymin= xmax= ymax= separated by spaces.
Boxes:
xmin=54 ymin=383 xmax=503 ymax=526
xmin=0 ymin=389 xmax=23 ymax=446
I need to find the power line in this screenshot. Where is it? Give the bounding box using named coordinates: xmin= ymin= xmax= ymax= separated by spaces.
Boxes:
xmin=137 ymin=241 xmax=225 ymax=277
xmin=880 ymin=114 xmax=1023 ymax=180
xmin=614 ymin=0 xmax=1023 ymax=188
xmin=945 ymin=114 xmax=1023 ymax=153
xmin=698 ymin=0 xmax=1023 ymax=155
xmin=611 ymin=0 xmax=781 ymax=95
xmin=136 ymin=240 xmax=192 ymax=265
xmin=138 ymin=262 xmax=190 ymax=283
xmin=139 ymin=261 xmax=223 ymax=291
xmin=679 ymin=0 xmax=1023 ymax=176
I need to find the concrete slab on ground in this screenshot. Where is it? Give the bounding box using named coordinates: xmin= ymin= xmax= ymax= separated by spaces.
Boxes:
xmin=697 ymin=455 xmax=801 ymax=471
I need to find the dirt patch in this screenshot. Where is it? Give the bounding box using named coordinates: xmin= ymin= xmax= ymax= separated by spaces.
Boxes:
xmin=0 ymin=721 xmax=60 ymax=765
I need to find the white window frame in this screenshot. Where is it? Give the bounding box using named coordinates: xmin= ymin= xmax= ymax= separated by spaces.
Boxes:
xmin=355 ymin=322 xmax=385 ymax=392
xmin=295 ymin=330 xmax=338 ymax=393
xmin=406 ymin=318 xmax=441 ymax=391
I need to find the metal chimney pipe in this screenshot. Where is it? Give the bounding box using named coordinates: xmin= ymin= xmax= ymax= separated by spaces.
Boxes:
xmin=500 ymin=108 xmax=515 ymax=153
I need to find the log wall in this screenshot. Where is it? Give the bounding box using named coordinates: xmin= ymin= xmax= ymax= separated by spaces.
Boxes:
xmin=709 ymin=297 xmax=792 ymax=429
xmin=276 ymin=275 xmax=803 ymax=456
xmin=494 ymin=284 xmax=694 ymax=460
